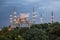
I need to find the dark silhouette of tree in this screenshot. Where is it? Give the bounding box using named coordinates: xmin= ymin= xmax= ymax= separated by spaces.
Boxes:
xmin=22 ymin=29 xmax=49 ymax=40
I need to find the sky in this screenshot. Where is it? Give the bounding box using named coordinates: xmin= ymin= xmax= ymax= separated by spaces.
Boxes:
xmin=0 ymin=0 xmax=60 ymax=27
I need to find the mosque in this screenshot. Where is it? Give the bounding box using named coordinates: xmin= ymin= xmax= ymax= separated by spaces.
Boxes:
xmin=9 ymin=8 xmax=37 ymax=29
xmin=9 ymin=8 xmax=54 ymax=29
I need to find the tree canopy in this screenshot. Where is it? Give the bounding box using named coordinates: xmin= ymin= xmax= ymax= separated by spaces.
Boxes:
xmin=0 ymin=22 xmax=60 ymax=40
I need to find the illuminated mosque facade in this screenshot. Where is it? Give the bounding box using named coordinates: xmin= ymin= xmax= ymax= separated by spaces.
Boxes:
xmin=9 ymin=8 xmax=54 ymax=29
xmin=9 ymin=8 xmax=37 ymax=29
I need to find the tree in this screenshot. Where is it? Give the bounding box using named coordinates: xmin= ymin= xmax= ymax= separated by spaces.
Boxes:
xmin=22 ymin=29 xmax=49 ymax=40
xmin=0 ymin=27 xmax=24 ymax=40
xmin=46 ymin=22 xmax=60 ymax=40
xmin=55 ymin=37 xmax=60 ymax=40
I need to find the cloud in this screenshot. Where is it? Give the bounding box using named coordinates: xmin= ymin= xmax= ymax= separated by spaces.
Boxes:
xmin=24 ymin=0 xmax=41 ymax=3
xmin=38 ymin=0 xmax=60 ymax=11
xmin=0 ymin=0 xmax=41 ymax=5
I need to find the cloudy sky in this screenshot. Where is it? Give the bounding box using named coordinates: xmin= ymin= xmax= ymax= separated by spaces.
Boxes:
xmin=0 ymin=0 xmax=60 ymax=27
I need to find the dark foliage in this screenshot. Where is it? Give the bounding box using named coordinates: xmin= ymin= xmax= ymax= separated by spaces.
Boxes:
xmin=0 ymin=22 xmax=60 ymax=40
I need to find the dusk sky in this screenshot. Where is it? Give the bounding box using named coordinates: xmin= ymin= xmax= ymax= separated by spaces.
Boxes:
xmin=0 ymin=0 xmax=60 ymax=27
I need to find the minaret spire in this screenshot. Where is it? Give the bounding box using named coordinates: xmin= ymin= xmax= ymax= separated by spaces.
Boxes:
xmin=10 ymin=9 xmax=13 ymax=26
xmin=14 ymin=7 xmax=17 ymax=24
xmin=40 ymin=13 xmax=43 ymax=24
xmin=32 ymin=8 xmax=36 ymax=24
xmin=51 ymin=11 xmax=54 ymax=23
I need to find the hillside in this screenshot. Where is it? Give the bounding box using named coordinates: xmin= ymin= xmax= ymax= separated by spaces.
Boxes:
xmin=0 ymin=22 xmax=60 ymax=40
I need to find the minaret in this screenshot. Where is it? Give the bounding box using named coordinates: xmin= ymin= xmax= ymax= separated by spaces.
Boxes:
xmin=14 ymin=7 xmax=17 ymax=24
xmin=10 ymin=10 xmax=13 ymax=26
xmin=40 ymin=13 xmax=43 ymax=24
xmin=32 ymin=8 xmax=36 ymax=24
xmin=51 ymin=11 xmax=54 ymax=23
